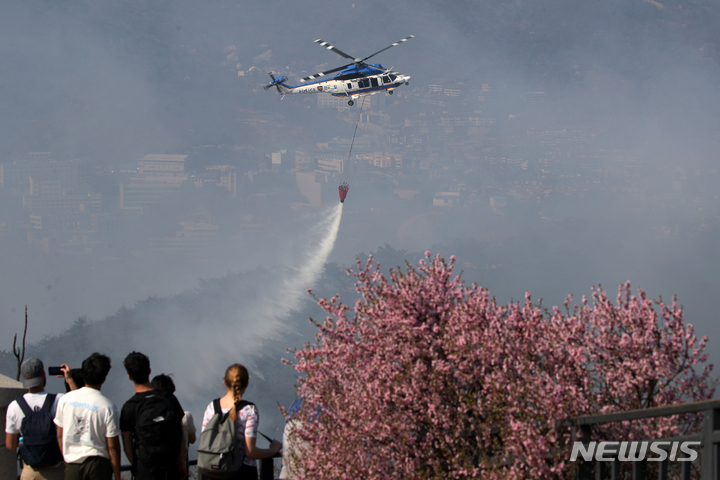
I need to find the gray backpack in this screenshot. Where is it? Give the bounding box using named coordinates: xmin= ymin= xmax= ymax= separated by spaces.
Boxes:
xmin=197 ymin=399 xmax=252 ymax=478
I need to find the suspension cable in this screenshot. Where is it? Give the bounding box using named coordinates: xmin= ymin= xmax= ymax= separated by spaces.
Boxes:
xmin=342 ymin=96 xmax=366 ymax=184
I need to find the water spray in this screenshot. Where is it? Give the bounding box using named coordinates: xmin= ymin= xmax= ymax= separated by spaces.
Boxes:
xmin=232 ymin=203 xmax=344 ymax=343
xmin=221 ymin=203 xmax=344 ymax=379
xmin=279 ymin=202 xmax=344 ymax=316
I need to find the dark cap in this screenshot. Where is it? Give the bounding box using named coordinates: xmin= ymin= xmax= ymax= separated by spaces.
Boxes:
xmin=20 ymin=358 xmax=44 ymax=388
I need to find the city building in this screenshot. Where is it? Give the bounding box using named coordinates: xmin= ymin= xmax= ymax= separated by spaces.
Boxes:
xmin=294 ymin=149 xmax=315 ymax=171
xmin=119 ymin=154 xmax=188 ymax=210
xmin=29 ymin=173 xmax=63 ymax=197
xmin=296 ymin=171 xmax=323 ymax=206
xmin=22 ymin=193 xmax=101 ymax=212
xmin=1 ymin=158 xmax=79 ymax=191
xmin=271 ymin=149 xmax=287 ymax=171
xmin=149 ymin=220 xmax=219 ymax=257
xmin=205 ymin=165 xmax=238 ymax=197
xmin=433 ymin=192 xmax=460 ymax=207
xmin=317 ymin=155 xmax=344 ymax=174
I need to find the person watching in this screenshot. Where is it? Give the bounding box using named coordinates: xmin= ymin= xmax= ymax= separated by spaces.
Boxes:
xmin=53 ymin=353 xmax=122 ymax=480
xmin=120 ymin=352 xmax=186 ymax=480
xmin=6 ymin=358 xmax=71 ymax=480
xmin=151 ymin=373 xmax=196 ymax=479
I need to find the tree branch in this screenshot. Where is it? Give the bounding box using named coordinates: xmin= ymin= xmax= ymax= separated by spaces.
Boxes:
xmin=13 ymin=306 xmax=28 ymax=381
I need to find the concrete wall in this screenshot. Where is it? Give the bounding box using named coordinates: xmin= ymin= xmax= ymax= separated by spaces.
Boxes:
xmin=0 ymin=374 xmax=25 ymax=480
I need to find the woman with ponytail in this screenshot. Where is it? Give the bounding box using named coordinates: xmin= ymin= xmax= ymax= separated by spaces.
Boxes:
xmin=201 ymin=363 xmax=282 ymax=480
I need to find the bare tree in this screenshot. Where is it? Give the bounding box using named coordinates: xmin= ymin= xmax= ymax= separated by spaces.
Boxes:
xmin=13 ymin=306 xmax=27 ymax=381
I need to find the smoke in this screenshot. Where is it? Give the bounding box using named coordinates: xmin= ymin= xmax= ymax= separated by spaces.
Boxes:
xmin=122 ymin=203 xmax=344 ymax=424
xmin=269 ymin=202 xmax=344 ymax=326
xmin=245 ymin=202 xmax=344 ymax=346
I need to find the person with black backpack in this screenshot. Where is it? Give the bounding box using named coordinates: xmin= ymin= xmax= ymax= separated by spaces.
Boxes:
xmin=150 ymin=374 xmax=196 ymax=478
xmin=5 ymin=358 xmax=70 ymax=480
xmin=120 ymin=352 xmax=186 ymax=480
xmin=198 ymin=363 xmax=281 ymax=480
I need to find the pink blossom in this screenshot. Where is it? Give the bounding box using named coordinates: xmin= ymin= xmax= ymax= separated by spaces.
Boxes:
xmin=285 ymin=253 xmax=714 ymax=480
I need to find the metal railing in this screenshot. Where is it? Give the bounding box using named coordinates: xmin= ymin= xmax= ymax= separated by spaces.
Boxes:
xmin=564 ymin=398 xmax=720 ymax=480
xmin=119 ymin=456 xmax=280 ymax=479
xmin=17 ymin=456 xmax=280 ymax=480
xmin=119 ymin=459 xmax=197 ymax=472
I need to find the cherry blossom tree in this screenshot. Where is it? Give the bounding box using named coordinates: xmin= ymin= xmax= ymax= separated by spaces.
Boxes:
xmin=287 ymin=253 xmax=714 ymax=480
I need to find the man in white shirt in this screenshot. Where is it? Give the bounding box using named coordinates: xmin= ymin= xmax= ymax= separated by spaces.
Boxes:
xmin=5 ymin=358 xmax=68 ymax=480
xmin=54 ymin=353 xmax=121 ymax=480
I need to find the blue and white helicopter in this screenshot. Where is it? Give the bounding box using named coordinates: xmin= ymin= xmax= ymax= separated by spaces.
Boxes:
xmin=264 ymin=35 xmax=413 ymax=106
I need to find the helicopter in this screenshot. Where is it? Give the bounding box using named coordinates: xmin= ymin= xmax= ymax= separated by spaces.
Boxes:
xmin=264 ymin=35 xmax=413 ymax=106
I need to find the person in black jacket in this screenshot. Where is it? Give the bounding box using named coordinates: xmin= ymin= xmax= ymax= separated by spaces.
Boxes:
xmin=151 ymin=374 xmax=196 ymax=479
xmin=120 ymin=352 xmax=186 ymax=480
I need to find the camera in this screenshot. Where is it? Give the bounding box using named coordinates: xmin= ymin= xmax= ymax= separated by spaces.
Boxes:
xmin=48 ymin=366 xmax=63 ymax=376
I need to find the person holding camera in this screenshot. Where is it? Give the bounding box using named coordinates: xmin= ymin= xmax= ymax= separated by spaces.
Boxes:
xmin=5 ymin=358 xmax=73 ymax=480
xmin=54 ymin=353 xmax=122 ymax=480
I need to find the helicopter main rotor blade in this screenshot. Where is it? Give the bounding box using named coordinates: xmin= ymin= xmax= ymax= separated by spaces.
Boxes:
xmin=314 ymin=39 xmax=357 ymax=61
xmin=359 ymin=35 xmax=414 ymax=64
xmin=300 ymin=62 xmax=354 ymax=82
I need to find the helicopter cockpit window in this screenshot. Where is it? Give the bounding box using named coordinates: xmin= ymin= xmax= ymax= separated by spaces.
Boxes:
xmin=382 ymin=76 xmax=390 ymax=84
xmin=389 ymin=74 xmax=397 ymax=82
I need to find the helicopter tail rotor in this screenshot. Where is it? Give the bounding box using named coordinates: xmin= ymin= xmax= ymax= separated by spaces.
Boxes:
xmin=264 ymin=72 xmax=288 ymax=94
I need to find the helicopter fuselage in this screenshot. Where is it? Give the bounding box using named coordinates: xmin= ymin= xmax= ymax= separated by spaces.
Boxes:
xmin=264 ymin=35 xmax=414 ymax=106
xmin=278 ymin=71 xmax=411 ymax=101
